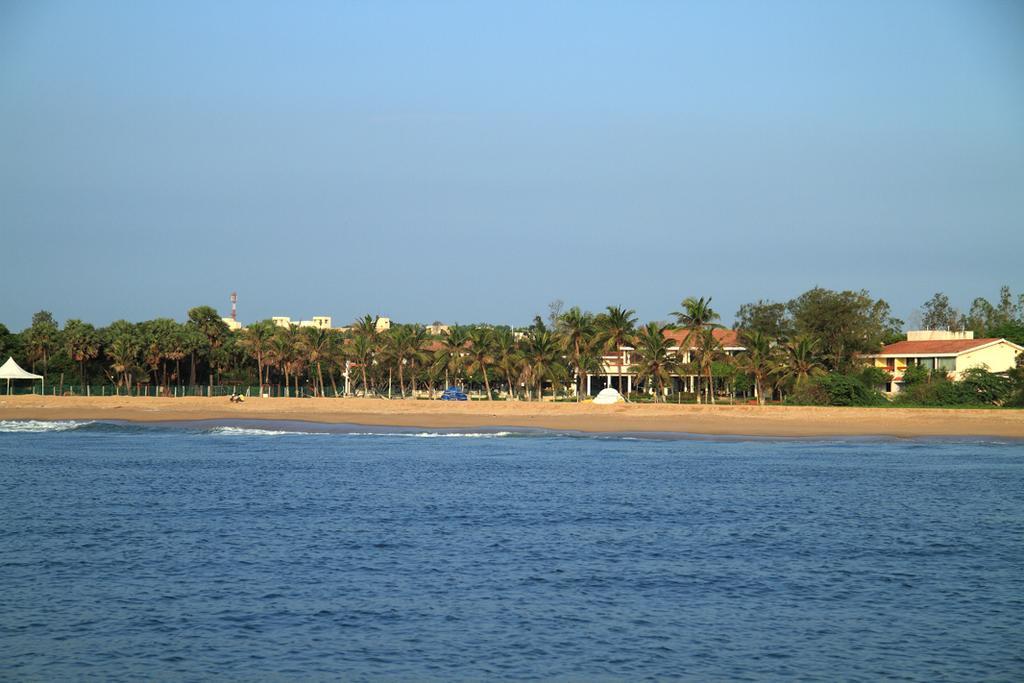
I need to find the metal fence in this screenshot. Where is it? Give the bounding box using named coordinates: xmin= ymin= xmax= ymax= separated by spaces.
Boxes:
xmin=1 ymin=384 xmax=337 ymax=398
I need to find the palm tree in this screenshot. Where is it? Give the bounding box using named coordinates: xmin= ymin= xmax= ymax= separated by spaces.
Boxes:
xmin=269 ymin=324 xmax=302 ymax=396
xmin=239 ymin=321 xmax=275 ymax=394
xmin=737 ymin=331 xmax=778 ymax=405
xmin=163 ymin=323 xmax=189 ymax=388
xmin=491 ymin=328 xmax=521 ymax=400
xmin=63 ymin=319 xmax=99 ymax=389
xmin=300 ymin=327 xmax=331 ymax=397
xmin=557 ymin=307 xmax=595 ymax=401
xmin=778 ymin=336 xmax=826 ymax=391
xmin=672 ymin=297 xmax=722 ymax=403
xmin=107 ymin=330 xmax=140 ymax=394
xmin=466 ymin=327 xmax=495 ymax=399
xmin=693 ymin=327 xmax=724 ymax=404
xmin=433 ymin=327 xmax=469 ymax=389
xmin=520 ymin=329 xmax=564 ymax=401
xmin=348 ymin=332 xmax=376 ymax=397
xmin=403 ymin=326 xmax=430 ymax=396
xmin=352 ymin=314 xmax=378 ymax=340
xmin=383 ymin=325 xmax=428 ymax=398
xmin=595 ymin=306 xmax=637 ymax=395
xmin=187 ymin=305 xmax=229 ymax=386
xmin=630 ymin=322 xmax=675 ymax=402
xmin=25 ymin=311 xmax=60 ymax=377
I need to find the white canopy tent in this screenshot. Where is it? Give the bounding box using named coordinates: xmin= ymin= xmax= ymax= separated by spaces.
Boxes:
xmin=1 ymin=357 xmax=44 ymax=395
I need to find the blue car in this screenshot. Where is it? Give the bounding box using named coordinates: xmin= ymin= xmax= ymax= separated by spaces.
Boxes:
xmin=440 ymin=386 xmax=468 ymax=401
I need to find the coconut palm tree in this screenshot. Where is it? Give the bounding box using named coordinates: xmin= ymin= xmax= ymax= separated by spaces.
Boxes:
xmin=383 ymin=324 xmax=428 ymax=398
xmin=433 ymin=327 xmax=469 ymax=389
xmin=403 ymin=325 xmax=430 ymax=396
xmin=348 ymin=332 xmax=376 ymax=397
xmin=698 ymin=327 xmax=725 ymax=403
xmin=491 ymin=328 xmax=521 ymax=400
xmin=778 ymin=336 xmax=827 ymax=391
xmin=465 ymin=327 xmax=495 ymax=399
xmin=557 ymin=307 xmax=596 ymax=401
xmin=630 ymin=322 xmax=675 ymax=402
xmin=300 ymin=327 xmax=331 ymax=397
xmin=239 ymin=321 xmax=275 ymax=394
xmin=737 ymin=331 xmax=778 ymax=405
xmin=520 ymin=329 xmax=564 ymax=401
xmin=672 ymin=297 xmax=722 ymax=403
xmin=595 ymin=306 xmax=637 ymax=394
xmin=269 ymin=324 xmax=302 ymax=396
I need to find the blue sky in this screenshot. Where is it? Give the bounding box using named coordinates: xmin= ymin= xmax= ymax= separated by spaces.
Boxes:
xmin=1 ymin=0 xmax=1022 ymax=330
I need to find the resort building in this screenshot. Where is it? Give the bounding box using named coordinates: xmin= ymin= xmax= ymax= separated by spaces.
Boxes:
xmin=375 ymin=316 xmax=392 ymax=333
xmin=221 ymin=317 xmax=243 ymax=331
xmin=865 ymin=330 xmax=1024 ymax=393
xmin=427 ymin=323 xmax=451 ymax=336
xmin=585 ymin=329 xmax=746 ymax=396
xmin=271 ymin=316 xmax=333 ymax=329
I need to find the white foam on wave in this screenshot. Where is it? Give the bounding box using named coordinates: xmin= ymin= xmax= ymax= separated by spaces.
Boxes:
xmin=207 ymin=426 xmax=512 ymax=438
xmin=208 ymin=426 xmax=312 ymax=436
xmin=347 ymin=431 xmax=512 ymax=438
xmin=0 ymin=420 xmax=92 ymax=433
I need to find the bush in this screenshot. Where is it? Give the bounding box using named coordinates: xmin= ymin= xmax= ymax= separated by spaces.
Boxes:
xmin=895 ymin=368 xmax=1013 ymax=407
xmin=787 ymin=373 xmax=885 ymax=407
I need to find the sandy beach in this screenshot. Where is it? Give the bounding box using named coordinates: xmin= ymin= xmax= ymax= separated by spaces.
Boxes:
xmin=0 ymin=395 xmax=1021 ymax=438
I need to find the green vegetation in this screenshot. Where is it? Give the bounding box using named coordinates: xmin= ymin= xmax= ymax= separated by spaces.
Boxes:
xmin=2 ymin=286 xmax=1022 ymax=405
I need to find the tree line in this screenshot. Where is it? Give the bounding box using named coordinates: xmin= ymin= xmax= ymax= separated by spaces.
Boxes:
xmin=1 ymin=286 xmax=1022 ymax=406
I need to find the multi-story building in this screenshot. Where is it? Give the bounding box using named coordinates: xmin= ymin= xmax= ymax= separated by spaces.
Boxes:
xmin=864 ymin=330 xmax=1023 ymax=393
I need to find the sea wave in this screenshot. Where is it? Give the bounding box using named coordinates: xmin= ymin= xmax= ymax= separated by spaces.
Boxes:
xmin=0 ymin=420 xmax=93 ymax=433
xmin=351 ymin=431 xmax=513 ymax=438
xmin=207 ymin=426 xmax=314 ymax=436
xmin=207 ymin=426 xmax=513 ymax=438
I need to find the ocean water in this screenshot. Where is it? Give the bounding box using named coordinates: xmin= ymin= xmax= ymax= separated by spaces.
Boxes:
xmin=1 ymin=420 xmax=1022 ymax=681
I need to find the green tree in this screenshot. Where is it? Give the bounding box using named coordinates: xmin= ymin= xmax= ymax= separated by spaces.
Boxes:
xmin=491 ymin=328 xmax=521 ymax=400
xmin=348 ymin=332 xmax=376 ymax=397
xmin=187 ymin=305 xmax=229 ymax=385
xmin=62 ymin=319 xmax=99 ymax=388
xmin=557 ymin=307 xmax=596 ymax=401
xmin=630 ymin=322 xmax=675 ymax=402
xmin=239 ymin=320 xmax=276 ymax=393
xmin=672 ymin=297 xmax=722 ymax=403
xmin=787 ymin=288 xmax=902 ymax=371
xmin=466 ymin=327 xmax=496 ymax=399
xmin=25 ymin=311 xmax=61 ymax=377
xmin=433 ymin=327 xmax=469 ymax=389
xmin=737 ymin=330 xmax=778 ymax=405
xmin=734 ymin=300 xmax=792 ymax=338
xmin=300 ymin=327 xmax=332 ymax=397
xmin=519 ymin=329 xmax=564 ymax=401
xmin=919 ymin=292 xmax=963 ymax=331
xmin=595 ymin=306 xmax=636 ymax=395
xmin=777 ymin=336 xmax=826 ymax=391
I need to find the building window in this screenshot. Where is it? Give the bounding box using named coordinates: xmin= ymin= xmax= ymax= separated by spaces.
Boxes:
xmin=936 ymin=357 xmax=955 ymax=372
xmin=916 ymin=357 xmax=935 ymax=370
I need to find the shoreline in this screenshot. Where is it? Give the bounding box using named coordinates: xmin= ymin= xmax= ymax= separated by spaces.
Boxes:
xmin=1 ymin=396 xmax=1022 ymax=439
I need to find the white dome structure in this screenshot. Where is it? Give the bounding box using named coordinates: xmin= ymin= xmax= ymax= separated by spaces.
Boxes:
xmin=592 ymin=387 xmax=625 ymax=405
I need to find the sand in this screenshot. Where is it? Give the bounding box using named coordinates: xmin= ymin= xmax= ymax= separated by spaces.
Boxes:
xmin=1 ymin=395 xmax=1022 ymax=438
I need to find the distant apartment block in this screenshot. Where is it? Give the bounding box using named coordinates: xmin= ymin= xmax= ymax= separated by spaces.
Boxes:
xmin=272 ymin=315 xmax=333 ymax=330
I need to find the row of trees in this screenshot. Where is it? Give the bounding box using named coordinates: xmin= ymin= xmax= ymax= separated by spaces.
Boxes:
xmin=1 ymin=286 xmax=1021 ymax=404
